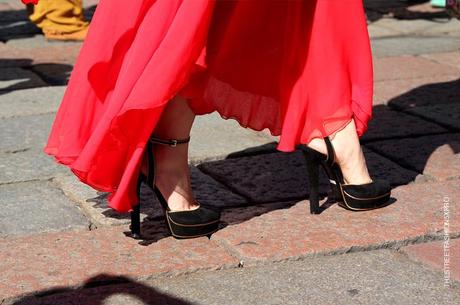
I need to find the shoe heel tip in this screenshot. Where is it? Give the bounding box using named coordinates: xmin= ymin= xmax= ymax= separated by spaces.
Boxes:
xmin=131 ymin=233 xmax=142 ymax=239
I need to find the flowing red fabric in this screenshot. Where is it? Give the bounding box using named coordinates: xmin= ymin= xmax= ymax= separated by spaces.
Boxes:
xmin=45 ymin=0 xmax=374 ymax=213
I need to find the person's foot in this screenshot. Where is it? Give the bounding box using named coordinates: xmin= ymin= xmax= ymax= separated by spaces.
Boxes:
xmin=306 ymin=118 xmax=373 ymax=185
xmin=141 ymin=141 xmax=199 ymax=212
xmin=43 ymin=25 xmax=89 ymax=41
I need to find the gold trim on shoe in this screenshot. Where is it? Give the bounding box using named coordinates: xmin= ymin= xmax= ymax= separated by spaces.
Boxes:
xmin=166 ymin=214 xmax=221 ymax=227
xmin=342 ymin=190 xmax=391 ymax=200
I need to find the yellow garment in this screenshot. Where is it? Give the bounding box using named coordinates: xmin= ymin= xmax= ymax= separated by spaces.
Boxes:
xmin=28 ymin=0 xmax=88 ymax=34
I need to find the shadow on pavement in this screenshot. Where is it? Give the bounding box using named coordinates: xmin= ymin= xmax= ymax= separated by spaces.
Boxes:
xmin=0 ymin=59 xmax=73 ymax=93
xmin=10 ymin=274 xmax=192 ymax=305
xmin=0 ymin=1 xmax=456 ymax=247
xmin=388 ymin=78 xmax=460 ymax=110
xmin=0 ymin=6 xmax=40 ymax=41
xmin=129 ymin=78 xmax=458 ymax=245
xmin=381 ymin=77 xmax=460 ymax=166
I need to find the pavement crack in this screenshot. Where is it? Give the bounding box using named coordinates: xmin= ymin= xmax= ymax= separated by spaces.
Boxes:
xmin=235 ymin=241 xmax=258 ymax=246
xmin=4 ymin=148 xmax=30 ymax=154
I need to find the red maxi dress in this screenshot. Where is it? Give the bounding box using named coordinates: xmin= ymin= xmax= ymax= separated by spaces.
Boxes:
xmin=44 ymin=0 xmax=374 ymax=213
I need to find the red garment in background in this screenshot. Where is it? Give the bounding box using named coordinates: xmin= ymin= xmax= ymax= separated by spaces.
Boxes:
xmin=45 ymin=0 xmax=374 ymax=213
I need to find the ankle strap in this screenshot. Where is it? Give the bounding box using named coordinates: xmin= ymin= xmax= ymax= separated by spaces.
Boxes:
xmin=149 ymin=136 xmax=190 ymax=147
xmin=324 ymin=136 xmax=336 ymax=166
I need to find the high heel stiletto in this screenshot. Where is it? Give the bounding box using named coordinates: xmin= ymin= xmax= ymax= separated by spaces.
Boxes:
xmin=303 ymin=136 xmax=391 ymax=214
xmin=129 ymin=135 xmax=221 ymax=239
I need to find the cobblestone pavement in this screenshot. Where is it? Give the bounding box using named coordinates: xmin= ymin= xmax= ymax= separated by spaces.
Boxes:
xmin=0 ymin=0 xmax=459 ymax=304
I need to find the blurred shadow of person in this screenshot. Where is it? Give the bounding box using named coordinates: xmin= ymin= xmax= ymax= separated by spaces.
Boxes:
xmin=24 ymin=0 xmax=89 ymax=41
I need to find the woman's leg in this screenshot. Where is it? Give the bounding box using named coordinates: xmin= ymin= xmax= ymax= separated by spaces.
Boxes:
xmin=307 ymin=118 xmax=373 ymax=185
xmin=146 ymin=95 xmax=199 ymax=211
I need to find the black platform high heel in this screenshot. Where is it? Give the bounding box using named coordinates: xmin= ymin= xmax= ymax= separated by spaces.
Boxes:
xmin=129 ymin=135 xmax=221 ymax=239
xmin=303 ymin=136 xmax=391 ymax=214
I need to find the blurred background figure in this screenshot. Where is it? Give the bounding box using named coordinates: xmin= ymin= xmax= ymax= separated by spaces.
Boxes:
xmin=446 ymin=0 xmax=460 ymax=18
xmin=431 ymin=0 xmax=446 ymax=7
xmin=25 ymin=0 xmax=89 ymax=41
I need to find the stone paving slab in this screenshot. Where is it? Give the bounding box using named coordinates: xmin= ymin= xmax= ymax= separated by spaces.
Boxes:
xmin=210 ymin=180 xmax=460 ymax=265
xmin=400 ymin=238 xmax=460 ymax=283
xmin=373 ymin=55 xmax=460 ymax=82
xmin=0 ymin=0 xmax=27 ymax=10
xmin=423 ymin=19 xmax=460 ymax=36
xmin=7 ymin=249 xmax=460 ymax=305
xmin=366 ymin=133 xmax=460 ymax=181
xmin=361 ymin=105 xmax=447 ymax=142
xmin=199 ymin=148 xmax=418 ymax=204
xmin=422 ymin=50 xmax=460 ymax=69
xmin=371 ymin=36 xmax=460 ymax=58
xmin=374 ymin=74 xmax=460 ymax=106
xmin=4 ymin=34 xmax=80 ymax=49
xmin=0 ymin=149 xmax=69 ymax=183
xmin=0 ymin=180 xmax=89 ymax=238
xmin=189 ymin=112 xmax=277 ymax=163
xmin=368 ymin=23 xmax=401 ymax=38
xmin=405 ymin=102 xmax=460 ymax=131
xmin=0 ymin=66 xmax=46 ymax=91
xmin=0 ymin=226 xmax=238 ymax=301
xmin=0 ymin=86 xmax=64 ymax=118
xmin=371 ymin=18 xmax=446 ymax=35
xmin=0 ymin=113 xmax=53 ymax=152
xmin=199 ymin=151 xmax=330 ymax=203
xmin=0 ymin=42 xmax=81 ymax=67
xmin=53 ymin=166 xmax=247 ymax=227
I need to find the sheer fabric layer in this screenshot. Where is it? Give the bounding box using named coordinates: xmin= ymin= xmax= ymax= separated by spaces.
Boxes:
xmin=45 ymin=0 xmax=373 ymax=213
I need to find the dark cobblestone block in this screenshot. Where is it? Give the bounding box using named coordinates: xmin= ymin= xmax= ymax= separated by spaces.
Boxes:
xmin=191 ymin=167 xmax=248 ymax=208
xmin=362 ymin=147 xmax=419 ymax=185
xmin=387 ymin=78 xmax=460 ymax=110
xmin=366 ymin=133 xmax=460 ymax=181
xmin=199 ymin=149 xmax=416 ymax=204
xmin=199 ymin=151 xmax=326 ymax=203
xmin=405 ymin=102 xmax=460 ymax=132
xmin=362 ymin=106 xmax=447 ymax=142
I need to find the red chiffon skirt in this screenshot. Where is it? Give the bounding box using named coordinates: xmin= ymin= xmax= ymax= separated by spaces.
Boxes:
xmin=44 ymin=0 xmax=374 ymax=213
